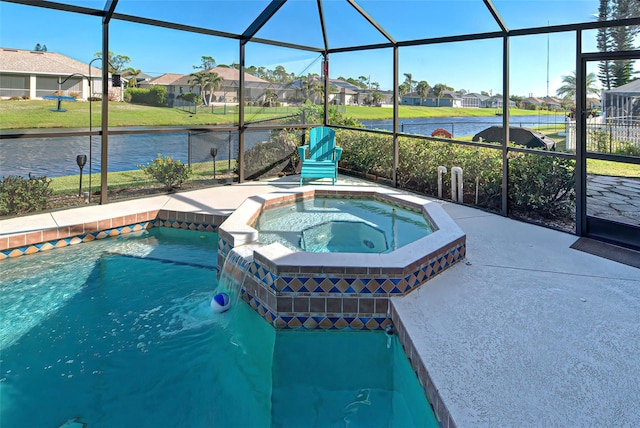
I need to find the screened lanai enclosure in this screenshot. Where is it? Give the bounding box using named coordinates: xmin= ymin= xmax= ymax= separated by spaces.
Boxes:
xmin=0 ymin=0 xmax=639 ymax=249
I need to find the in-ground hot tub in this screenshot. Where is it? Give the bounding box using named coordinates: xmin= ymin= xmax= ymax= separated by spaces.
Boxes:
xmin=217 ymin=187 xmax=466 ymax=330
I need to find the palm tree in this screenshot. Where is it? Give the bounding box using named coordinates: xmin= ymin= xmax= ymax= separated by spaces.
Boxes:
xmin=263 ymin=89 xmax=278 ymax=106
xmin=433 ymin=83 xmax=447 ymax=107
xmin=556 ymin=71 xmax=600 ymax=100
xmin=415 ymin=80 xmax=431 ymax=105
xmin=403 ymin=73 xmax=414 ymax=93
xmin=121 ymin=67 xmax=141 ymax=88
xmin=207 ymin=72 xmax=223 ymax=104
xmin=399 ymin=82 xmax=411 ymax=97
xmin=189 ymin=71 xmax=223 ymax=105
xmin=301 ymin=74 xmax=321 ymax=103
xmin=371 ymin=91 xmax=383 ymax=106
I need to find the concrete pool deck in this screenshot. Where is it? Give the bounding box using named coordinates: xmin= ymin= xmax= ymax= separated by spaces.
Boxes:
xmin=1 ymin=175 xmax=639 ymax=426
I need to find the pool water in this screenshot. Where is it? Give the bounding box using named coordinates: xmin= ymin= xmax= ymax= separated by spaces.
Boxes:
xmin=0 ymin=228 xmax=438 ymax=427
xmin=256 ymin=197 xmax=433 ymax=253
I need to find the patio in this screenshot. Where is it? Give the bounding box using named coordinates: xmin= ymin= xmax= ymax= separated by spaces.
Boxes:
xmin=1 ymin=175 xmax=638 ymax=426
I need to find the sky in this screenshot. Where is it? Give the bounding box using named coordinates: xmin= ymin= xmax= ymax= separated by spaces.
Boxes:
xmin=0 ymin=0 xmax=631 ymax=97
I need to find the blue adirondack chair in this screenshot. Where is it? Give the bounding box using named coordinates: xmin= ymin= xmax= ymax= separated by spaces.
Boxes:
xmin=298 ymin=126 xmax=342 ymax=185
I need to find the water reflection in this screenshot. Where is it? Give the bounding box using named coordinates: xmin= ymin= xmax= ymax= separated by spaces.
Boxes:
xmin=0 ymin=131 xmax=265 ymax=178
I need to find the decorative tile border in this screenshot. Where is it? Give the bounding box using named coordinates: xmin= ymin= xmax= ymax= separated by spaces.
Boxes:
xmin=225 ymin=241 xmax=464 ymax=331
xmin=1 ymin=222 xmax=154 ymax=260
xmin=0 ymin=209 xmax=228 ymax=261
xmin=257 ymin=242 xmax=466 ymax=295
xmin=240 ymin=285 xmax=392 ymax=331
xmin=154 ymin=219 xmax=217 ymax=232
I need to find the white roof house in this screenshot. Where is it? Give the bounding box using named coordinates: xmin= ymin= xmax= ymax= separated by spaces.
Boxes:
xmin=0 ymin=47 xmax=103 ymax=100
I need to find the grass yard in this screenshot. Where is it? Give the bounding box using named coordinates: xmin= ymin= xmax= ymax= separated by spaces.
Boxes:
xmin=587 ymin=159 xmax=640 ymax=178
xmin=50 ymin=159 xmax=237 ymax=195
xmin=344 ymin=106 xmax=555 ymax=120
xmin=1 ymin=99 xmax=555 ymax=130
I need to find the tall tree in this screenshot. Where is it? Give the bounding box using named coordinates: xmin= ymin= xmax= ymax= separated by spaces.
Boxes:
xmin=193 ymin=55 xmax=216 ymax=71
xmin=403 ymin=73 xmax=414 ymax=93
xmin=415 ymin=80 xmax=431 ymax=103
xmin=597 ymin=0 xmax=614 ymax=89
xmin=432 ymin=83 xmax=448 ymax=107
xmin=263 ymin=88 xmax=278 ymax=106
xmin=95 ymin=51 xmax=132 ymax=74
xmin=597 ymin=0 xmax=640 ymax=88
xmin=300 ymin=73 xmax=321 ymax=103
xmin=189 ymin=71 xmax=222 ymax=105
xmin=398 ymin=82 xmax=411 ymax=96
xmin=121 ymin=67 xmax=141 ymax=88
xmin=371 ymin=91 xmax=383 ymax=106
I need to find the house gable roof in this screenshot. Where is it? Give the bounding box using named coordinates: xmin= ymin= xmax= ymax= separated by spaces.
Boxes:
xmin=0 ymin=47 xmax=101 ymax=76
xmin=605 ymin=79 xmax=640 ymax=94
xmin=149 ymin=73 xmax=191 ymax=85
xmin=206 ymin=66 xmax=269 ymax=84
xmin=148 ymin=67 xmax=268 ymax=87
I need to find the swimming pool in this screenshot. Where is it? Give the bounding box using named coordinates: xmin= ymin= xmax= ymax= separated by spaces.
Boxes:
xmin=0 ymin=228 xmax=438 ymax=427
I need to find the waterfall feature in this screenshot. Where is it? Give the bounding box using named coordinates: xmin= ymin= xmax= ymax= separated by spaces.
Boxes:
xmin=211 ymin=246 xmax=257 ymax=313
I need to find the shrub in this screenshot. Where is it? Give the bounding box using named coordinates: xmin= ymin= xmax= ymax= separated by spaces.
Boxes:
xmin=336 ymin=130 xmax=392 ymax=178
xmin=178 ymin=92 xmax=202 ymax=105
xmin=0 ymin=175 xmax=53 ymax=216
xmin=616 ymin=142 xmax=640 ymax=157
xmin=336 ymin=131 xmax=574 ymax=220
xmin=588 ymin=128 xmax=611 ymax=153
xmin=125 ymin=86 xmax=167 ymax=106
xmin=148 ymin=86 xmax=167 ymax=106
xmin=137 ymin=154 xmax=191 ymax=190
xmin=508 ymin=152 xmax=575 ymax=217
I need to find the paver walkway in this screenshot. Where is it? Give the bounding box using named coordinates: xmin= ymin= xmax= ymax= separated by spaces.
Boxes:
xmin=587 ymin=174 xmax=640 ymax=226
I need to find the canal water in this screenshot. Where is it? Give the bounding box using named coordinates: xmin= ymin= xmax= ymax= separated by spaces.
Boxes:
xmin=361 ymin=114 xmax=568 ymax=137
xmin=0 ymin=131 xmax=263 ymax=178
xmin=1 ymin=114 xmax=567 ymax=178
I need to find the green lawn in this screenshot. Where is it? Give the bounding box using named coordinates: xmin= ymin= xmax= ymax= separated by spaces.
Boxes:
xmin=587 ymin=159 xmax=640 ymax=178
xmin=344 ymin=106 xmax=556 ymax=120
xmin=50 ymin=160 xmax=236 ymax=194
xmin=0 ymin=99 xmax=557 ymax=130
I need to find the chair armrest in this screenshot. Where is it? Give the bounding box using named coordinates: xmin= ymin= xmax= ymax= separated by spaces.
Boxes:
xmin=334 ymin=146 xmax=343 ymax=162
xmin=298 ymin=145 xmax=309 ymax=159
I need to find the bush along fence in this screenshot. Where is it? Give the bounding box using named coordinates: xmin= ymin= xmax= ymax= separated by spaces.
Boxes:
xmin=335 ymin=129 xmax=576 ymax=228
xmin=0 ymin=175 xmax=53 ymax=216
